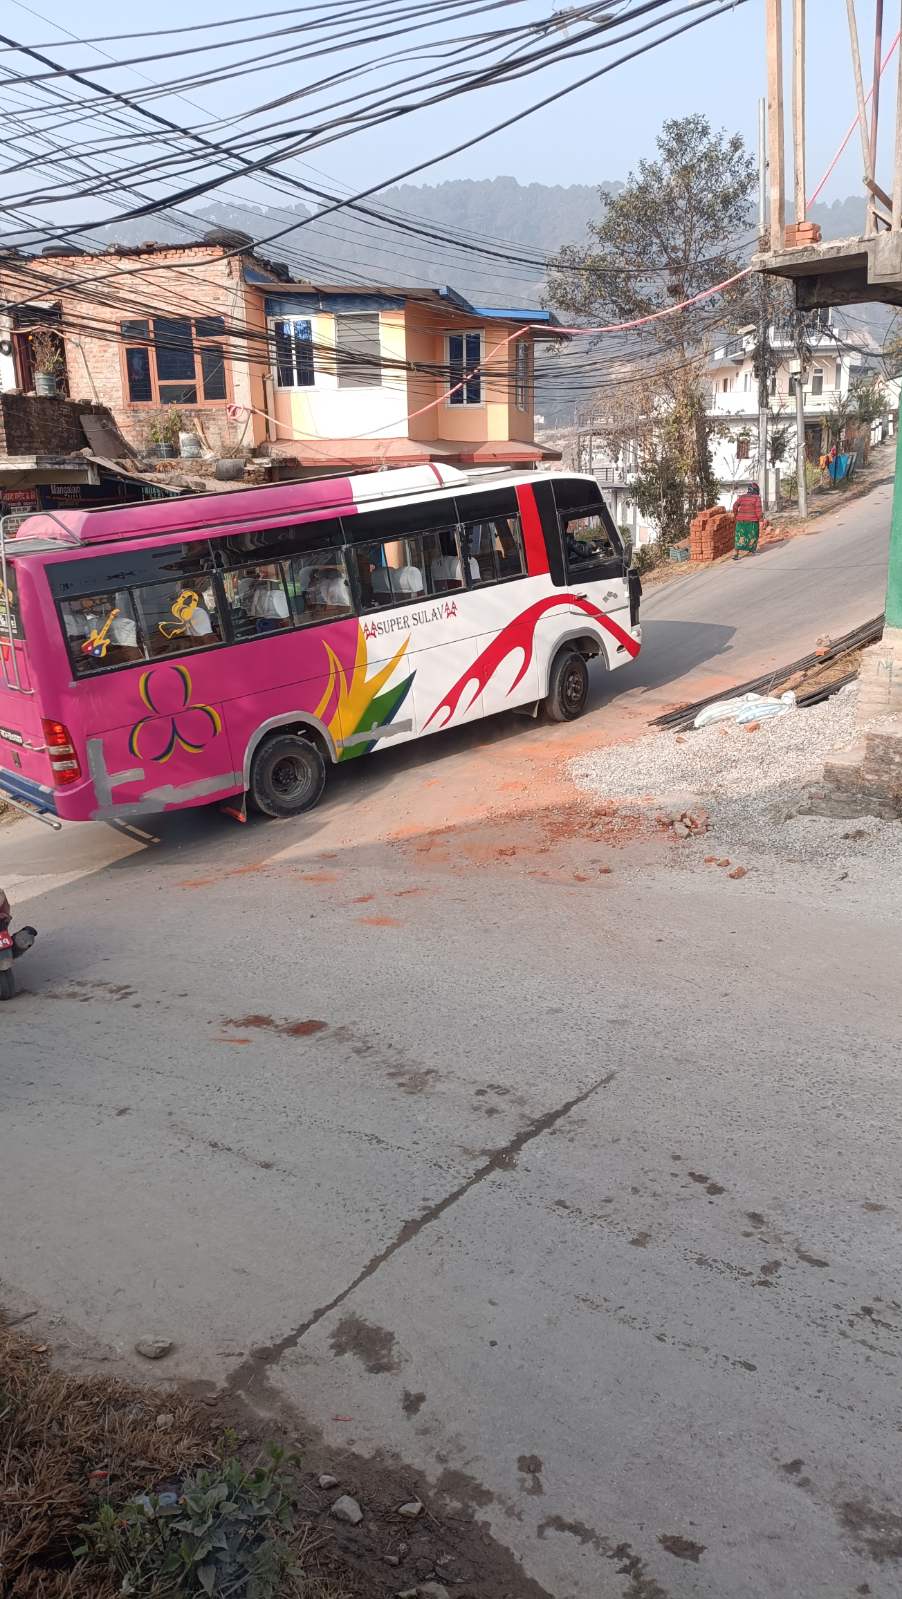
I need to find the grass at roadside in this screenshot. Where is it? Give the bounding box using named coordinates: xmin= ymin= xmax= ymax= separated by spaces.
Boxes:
xmin=1 ymin=1315 xmax=545 ymax=1599
xmin=0 ymin=1319 xmax=341 ymax=1599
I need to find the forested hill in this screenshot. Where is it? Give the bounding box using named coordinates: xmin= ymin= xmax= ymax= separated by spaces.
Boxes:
xmin=80 ymin=176 xmax=871 ymax=307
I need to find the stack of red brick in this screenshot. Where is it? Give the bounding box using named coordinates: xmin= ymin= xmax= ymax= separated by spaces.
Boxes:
xmin=689 ymin=506 xmax=736 ymax=562
xmin=784 ymin=221 xmax=822 ymax=249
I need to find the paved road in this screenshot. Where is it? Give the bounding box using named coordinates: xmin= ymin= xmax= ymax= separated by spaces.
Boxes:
xmin=1 ymin=483 xmax=900 ymax=1599
xmin=622 ymin=474 xmax=893 ymax=713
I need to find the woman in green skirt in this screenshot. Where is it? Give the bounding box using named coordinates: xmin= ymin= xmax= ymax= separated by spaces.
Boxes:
xmin=732 ymin=484 xmax=763 ymax=559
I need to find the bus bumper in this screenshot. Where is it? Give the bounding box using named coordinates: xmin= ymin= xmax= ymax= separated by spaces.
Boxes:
xmin=0 ymin=767 xmax=58 ymax=818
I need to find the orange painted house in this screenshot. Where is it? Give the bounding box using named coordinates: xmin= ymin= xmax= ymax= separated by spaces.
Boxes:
xmin=0 ymin=239 xmax=566 ymax=473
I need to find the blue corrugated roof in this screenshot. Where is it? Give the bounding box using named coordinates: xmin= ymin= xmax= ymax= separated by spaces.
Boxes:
xmin=472 ymin=306 xmax=557 ymax=323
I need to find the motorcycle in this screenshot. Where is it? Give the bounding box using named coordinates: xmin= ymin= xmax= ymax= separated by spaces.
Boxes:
xmin=0 ymin=887 xmax=36 ymax=1001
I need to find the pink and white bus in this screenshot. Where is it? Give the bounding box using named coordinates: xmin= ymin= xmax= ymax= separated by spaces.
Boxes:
xmin=0 ymin=464 xmax=641 ymax=824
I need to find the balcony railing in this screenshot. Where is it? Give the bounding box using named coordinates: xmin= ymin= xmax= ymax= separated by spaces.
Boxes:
xmin=709 ymin=386 xmax=877 ymax=418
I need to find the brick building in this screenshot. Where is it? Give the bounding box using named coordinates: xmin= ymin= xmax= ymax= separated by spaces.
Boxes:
xmin=0 ymin=239 xmax=564 ymax=473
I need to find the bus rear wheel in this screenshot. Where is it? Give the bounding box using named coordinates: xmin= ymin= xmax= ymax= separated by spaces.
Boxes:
xmin=248 ymin=733 xmax=326 ymax=818
xmin=546 ymin=649 xmax=589 ymax=722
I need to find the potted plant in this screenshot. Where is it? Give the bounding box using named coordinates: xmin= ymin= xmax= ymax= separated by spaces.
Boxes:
xmin=29 ymin=330 xmax=65 ymax=397
xmin=147 ymin=408 xmax=182 ymax=459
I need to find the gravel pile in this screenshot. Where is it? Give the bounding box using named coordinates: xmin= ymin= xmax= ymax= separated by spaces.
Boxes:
xmin=571 ymin=684 xmax=902 ymax=871
xmin=572 ymin=685 xmax=863 ymax=805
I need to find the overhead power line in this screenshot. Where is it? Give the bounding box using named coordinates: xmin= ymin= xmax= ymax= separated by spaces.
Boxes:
xmin=0 ymin=0 xmax=746 ymax=258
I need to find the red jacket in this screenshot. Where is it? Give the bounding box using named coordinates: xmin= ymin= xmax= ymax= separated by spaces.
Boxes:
xmin=733 ymin=492 xmax=763 ymax=521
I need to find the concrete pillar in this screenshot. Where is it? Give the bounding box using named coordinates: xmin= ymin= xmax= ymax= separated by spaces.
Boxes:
xmin=886 ymin=416 xmax=902 ymax=629
xmin=856 ymin=425 xmax=902 ymax=718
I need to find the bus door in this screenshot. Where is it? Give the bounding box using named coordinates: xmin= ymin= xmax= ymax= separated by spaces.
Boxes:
xmin=348 ymin=524 xmax=486 ymax=748
xmin=457 ymin=489 xmax=540 ymax=718
xmin=555 ymin=490 xmax=630 ymax=629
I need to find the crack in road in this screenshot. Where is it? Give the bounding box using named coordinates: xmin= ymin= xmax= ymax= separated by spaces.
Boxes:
xmin=227 ymin=1071 xmax=616 ymax=1401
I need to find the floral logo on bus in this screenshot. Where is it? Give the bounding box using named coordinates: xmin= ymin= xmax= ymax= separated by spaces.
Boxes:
xmin=315 ymin=622 xmax=414 ymax=762
xmin=128 ymin=664 xmax=222 ymax=765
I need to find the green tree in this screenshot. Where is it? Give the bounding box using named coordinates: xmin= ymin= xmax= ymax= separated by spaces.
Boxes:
xmin=547 ymin=114 xmax=756 ymax=535
xmin=823 ymin=392 xmax=853 ymax=449
xmin=849 ymin=373 xmax=886 ymax=460
xmin=547 ymin=114 xmax=755 ymax=332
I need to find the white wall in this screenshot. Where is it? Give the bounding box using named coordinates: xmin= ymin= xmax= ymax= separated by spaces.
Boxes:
xmin=0 ymin=313 xmax=16 ymax=394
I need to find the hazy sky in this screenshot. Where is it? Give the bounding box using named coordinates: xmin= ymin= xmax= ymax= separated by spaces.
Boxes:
xmin=1 ymin=0 xmax=895 ymax=218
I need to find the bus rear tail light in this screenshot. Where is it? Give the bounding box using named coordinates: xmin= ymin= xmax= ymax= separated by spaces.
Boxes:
xmin=42 ymin=719 xmax=81 ymax=786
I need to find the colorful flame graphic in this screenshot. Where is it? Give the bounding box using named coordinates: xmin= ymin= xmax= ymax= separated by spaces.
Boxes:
xmin=128 ymin=663 xmax=222 ymax=764
xmin=425 ymin=593 xmax=638 ymax=729
xmin=315 ymin=622 xmax=415 ymax=761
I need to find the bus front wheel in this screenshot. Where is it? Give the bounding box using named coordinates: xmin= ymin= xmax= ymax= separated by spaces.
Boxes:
xmin=546 ymin=649 xmax=589 ymax=722
xmin=248 ymin=733 xmax=327 ymax=818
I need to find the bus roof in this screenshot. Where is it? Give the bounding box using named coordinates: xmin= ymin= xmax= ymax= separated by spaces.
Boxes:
xmin=6 ymin=463 xmax=593 ymax=556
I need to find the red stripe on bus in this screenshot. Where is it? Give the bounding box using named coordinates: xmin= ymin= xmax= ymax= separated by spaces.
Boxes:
xmin=515 ymin=483 xmax=550 ymax=576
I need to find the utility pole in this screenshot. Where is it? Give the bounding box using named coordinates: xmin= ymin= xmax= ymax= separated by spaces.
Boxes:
xmin=765 ymin=0 xmax=785 ymax=251
xmin=793 ymin=0 xmax=806 ymax=227
xmin=757 ymin=96 xmax=771 ymax=510
xmin=792 ymin=12 xmax=808 ymax=520
xmin=793 ymin=321 xmax=809 ymax=517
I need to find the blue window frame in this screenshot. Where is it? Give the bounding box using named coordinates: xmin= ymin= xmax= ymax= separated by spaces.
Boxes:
xmin=273 ymin=318 xmax=314 ymax=388
xmin=448 ymin=331 xmax=482 ymax=406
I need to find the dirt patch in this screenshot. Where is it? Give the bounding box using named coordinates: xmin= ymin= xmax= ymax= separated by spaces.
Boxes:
xmin=329 ymin=1314 xmax=400 ymax=1375
xmin=795 ymin=1246 xmax=831 ymax=1268
xmin=401 ymin=1389 xmax=425 ymax=1417
xmin=0 ymin=797 xmax=23 ymax=829
xmin=537 ymin=1513 xmax=601 ymax=1549
xmin=224 ymin=1014 xmax=328 ymax=1039
xmin=517 ymin=1455 xmax=544 ymax=1497
xmin=392 ymin=801 xmax=658 ymax=887
xmin=1 ymin=1313 xmax=552 ymax=1599
xmin=433 ymin=1466 xmax=495 ymax=1510
xmin=537 ymin=1519 xmax=671 ymax=1597
xmin=837 ymin=1498 xmax=902 ymax=1563
xmin=658 ymin=1534 xmax=705 ymax=1562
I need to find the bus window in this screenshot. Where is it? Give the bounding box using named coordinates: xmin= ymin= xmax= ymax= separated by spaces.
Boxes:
xmin=353 ymin=538 xmax=426 ymax=609
xmin=422 ymin=527 xmax=470 ymax=591
xmin=287 ymin=547 xmax=353 ymax=623
xmin=134 ymin=575 xmax=223 ymax=657
xmin=462 ymin=515 xmax=526 ymax=585
xmin=560 ymin=509 xmax=621 ymax=578
xmin=222 ymin=562 xmax=292 ymax=639
xmin=62 ymin=591 xmax=143 ymax=674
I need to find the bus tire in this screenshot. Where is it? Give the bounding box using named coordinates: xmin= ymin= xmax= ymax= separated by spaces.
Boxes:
xmin=545 ymin=649 xmax=589 ymax=722
xmin=248 ymin=733 xmax=326 ymax=818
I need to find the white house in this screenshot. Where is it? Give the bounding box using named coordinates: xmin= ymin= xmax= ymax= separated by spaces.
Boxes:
xmin=535 ymin=421 xmax=658 ymax=548
xmin=706 ymin=314 xmax=896 ymax=506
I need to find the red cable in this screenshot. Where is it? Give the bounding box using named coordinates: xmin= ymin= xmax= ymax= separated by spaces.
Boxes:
xmin=807 ymin=28 xmax=901 ymax=208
